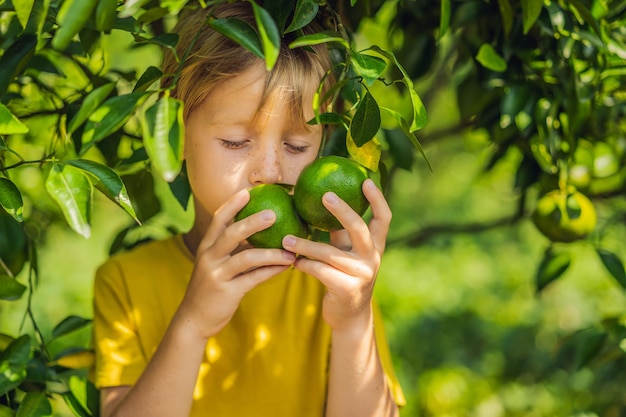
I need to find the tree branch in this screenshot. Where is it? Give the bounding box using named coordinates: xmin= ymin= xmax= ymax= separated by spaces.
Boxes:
xmin=387 ymin=213 xmax=523 ymax=248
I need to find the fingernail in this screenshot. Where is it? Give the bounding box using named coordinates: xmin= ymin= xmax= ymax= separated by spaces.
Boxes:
xmin=283 ymin=235 xmax=297 ymax=248
xmin=261 ymin=210 xmax=275 ymax=221
xmin=364 ymin=178 xmax=376 ymax=190
xmin=324 ymin=192 xmax=339 ymax=205
xmin=283 ymin=251 xmax=296 ymax=261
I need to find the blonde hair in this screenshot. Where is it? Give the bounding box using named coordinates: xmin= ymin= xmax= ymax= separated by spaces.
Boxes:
xmin=161 ymin=1 xmax=334 ymax=130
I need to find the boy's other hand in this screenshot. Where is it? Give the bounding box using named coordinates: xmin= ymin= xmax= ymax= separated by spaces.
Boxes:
xmin=282 ymin=179 xmax=391 ymax=332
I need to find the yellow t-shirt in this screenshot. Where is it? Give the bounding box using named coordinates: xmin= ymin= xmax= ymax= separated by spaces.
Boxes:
xmin=93 ymin=235 xmax=405 ymax=416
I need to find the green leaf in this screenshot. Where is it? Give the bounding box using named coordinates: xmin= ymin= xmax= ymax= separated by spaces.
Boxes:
xmin=45 ymin=164 xmax=92 ymax=238
xmin=350 ymin=92 xmax=381 ymax=146
xmin=119 ymin=0 xmax=149 ymax=18
xmin=81 ymin=92 xmax=147 ymax=154
xmin=567 ymin=0 xmax=601 ymax=37
xmin=63 ymin=390 xmax=90 ymax=417
xmin=597 ymin=249 xmax=626 ymax=290
xmin=0 ymin=404 xmax=15 ymax=417
xmin=51 ymin=316 xmax=93 ymax=340
xmin=134 ymin=66 xmax=163 ymax=93
xmin=285 ymin=0 xmax=319 ymax=33
xmin=307 ymin=112 xmax=347 ymax=127
xmin=438 ymin=0 xmax=450 ymax=39
xmin=0 ymin=34 xmax=37 ymax=98
xmin=381 ymin=106 xmax=432 ymax=171
xmin=367 ymin=46 xmax=427 ymax=132
xmin=264 ymin=0 xmax=295 ymax=33
xmin=141 ymin=96 xmax=185 ymax=182
xmin=16 ymin=392 xmax=52 ymax=417
xmin=0 ymin=104 xmax=29 ymax=136
xmin=251 ymin=1 xmax=281 ymax=71
xmin=67 ymin=83 xmax=115 ymax=134
xmin=0 ymin=276 xmax=26 ymax=301
xmin=0 ymin=178 xmax=24 ymax=222
xmin=66 ymin=159 xmax=139 ymax=223
xmin=350 ymin=51 xmax=387 ymax=86
xmin=535 ymin=248 xmax=571 ymax=292
xmin=289 ymin=32 xmax=349 ymax=49
xmin=52 ymin=0 xmax=99 ymax=51
xmin=13 ymin=0 xmax=34 ymax=29
xmin=208 ymin=17 xmax=264 ymax=60
xmin=521 ymin=0 xmax=543 ymax=34
xmin=475 ymin=44 xmax=507 ymax=72
xmin=573 ymin=328 xmax=608 ymax=370
xmin=69 ymin=375 xmax=100 ymax=416
xmin=0 ymin=335 xmax=31 ymax=396
xmin=497 ymin=0 xmax=514 ymax=36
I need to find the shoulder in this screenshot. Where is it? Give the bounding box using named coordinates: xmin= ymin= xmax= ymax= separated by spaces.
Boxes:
xmin=95 ymin=235 xmax=191 ymax=286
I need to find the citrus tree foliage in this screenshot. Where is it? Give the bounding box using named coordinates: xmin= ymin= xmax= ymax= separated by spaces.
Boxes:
xmin=0 ymin=0 xmax=625 ymax=415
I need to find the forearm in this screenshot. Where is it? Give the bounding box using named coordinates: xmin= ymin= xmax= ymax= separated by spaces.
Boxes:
xmin=104 ymin=312 xmax=208 ymax=417
xmin=325 ymin=308 xmax=398 ymax=417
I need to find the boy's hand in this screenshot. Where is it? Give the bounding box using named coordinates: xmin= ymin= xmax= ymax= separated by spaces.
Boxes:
xmin=282 ymin=179 xmax=391 ymax=332
xmin=178 ymin=189 xmax=296 ymax=340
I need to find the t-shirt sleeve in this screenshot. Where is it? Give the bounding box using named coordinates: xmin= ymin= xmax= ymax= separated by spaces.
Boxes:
xmin=92 ymin=259 xmax=147 ymax=388
xmin=373 ymin=300 xmax=407 ymax=407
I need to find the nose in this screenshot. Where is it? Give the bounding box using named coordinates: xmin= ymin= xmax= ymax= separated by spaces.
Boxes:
xmin=249 ymin=144 xmax=282 ymax=185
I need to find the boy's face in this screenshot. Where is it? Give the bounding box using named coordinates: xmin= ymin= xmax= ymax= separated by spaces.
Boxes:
xmin=184 ymin=62 xmax=323 ymax=222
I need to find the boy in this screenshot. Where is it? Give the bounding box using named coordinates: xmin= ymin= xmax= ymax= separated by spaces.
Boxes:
xmin=92 ymin=2 xmax=405 ymax=416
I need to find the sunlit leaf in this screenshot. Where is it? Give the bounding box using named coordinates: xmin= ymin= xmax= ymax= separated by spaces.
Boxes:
xmin=141 ymin=96 xmax=185 ymax=182
xmin=289 ymin=32 xmax=349 ymax=49
xmin=16 ymin=392 xmax=52 ymax=417
xmin=347 ymin=131 xmax=381 ymax=172
xmin=0 ymin=276 xmax=26 ymax=301
xmin=66 ymin=159 xmax=139 ymax=223
xmin=476 ymin=44 xmax=507 ymax=72
xmin=251 ymin=1 xmax=280 ymax=70
xmin=0 ymin=178 xmax=23 ymax=222
xmin=13 ymin=0 xmax=34 ymax=29
xmin=69 ymin=375 xmax=100 ymax=415
xmin=535 ymin=247 xmax=570 ymax=292
xmin=521 ymin=0 xmax=543 ymax=34
xmin=367 ymin=46 xmax=427 ymax=132
xmin=350 ymin=92 xmax=381 ymax=146
xmin=0 ymin=335 xmax=31 ymax=396
xmin=597 ymin=249 xmax=626 ymax=290
xmin=209 ymin=17 xmax=264 ymax=59
xmin=350 ymin=51 xmax=387 ymax=86
xmin=119 ymin=0 xmax=149 ymax=18
xmin=285 ymin=0 xmax=319 ymax=33
xmin=51 ymin=316 xmax=93 ymax=340
xmin=67 ymin=83 xmax=116 ymax=134
xmin=52 ymin=0 xmax=99 ymax=50
xmin=45 ymin=164 xmax=92 ymax=238
xmin=81 ymin=92 xmax=147 ymax=154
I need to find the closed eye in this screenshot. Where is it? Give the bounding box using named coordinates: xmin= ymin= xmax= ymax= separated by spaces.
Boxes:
xmin=285 ymin=143 xmax=310 ymax=154
xmin=219 ymin=139 xmax=248 ymax=149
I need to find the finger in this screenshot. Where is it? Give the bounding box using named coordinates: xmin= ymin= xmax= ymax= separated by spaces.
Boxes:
xmin=211 ymin=209 xmax=277 ymax=258
xmin=235 ymin=265 xmax=291 ymax=293
xmin=322 ymin=191 xmax=373 ymax=255
xmin=283 ymin=235 xmax=367 ymax=274
xmin=293 ymin=255 xmax=367 ymax=292
xmin=225 ymin=248 xmax=296 ymax=278
xmin=199 ymin=189 xmax=250 ymax=250
xmin=362 ymin=179 xmax=391 ymax=252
